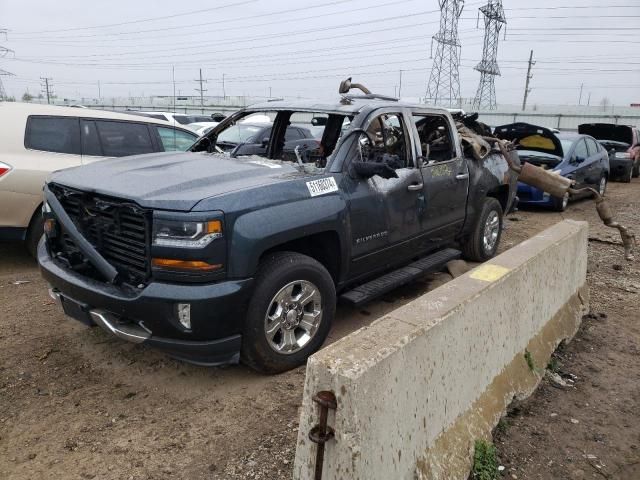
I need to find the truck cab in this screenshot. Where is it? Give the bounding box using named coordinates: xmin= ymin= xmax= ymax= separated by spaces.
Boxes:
xmin=39 ymin=81 xmax=517 ymax=373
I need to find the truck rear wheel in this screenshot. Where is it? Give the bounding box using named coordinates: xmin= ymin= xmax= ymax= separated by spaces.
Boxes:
xmin=241 ymin=252 xmax=336 ymax=374
xmin=462 ymin=197 xmax=503 ymax=262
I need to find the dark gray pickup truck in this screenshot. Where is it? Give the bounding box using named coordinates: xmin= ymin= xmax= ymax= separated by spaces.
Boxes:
xmin=39 ymin=83 xmax=517 ymax=372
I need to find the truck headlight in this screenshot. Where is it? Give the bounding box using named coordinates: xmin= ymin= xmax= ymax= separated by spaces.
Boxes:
xmin=152 ymin=219 xmax=222 ymax=248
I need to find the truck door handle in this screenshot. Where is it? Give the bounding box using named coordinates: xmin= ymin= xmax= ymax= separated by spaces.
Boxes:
xmin=456 ymin=173 xmax=469 ymax=181
xmin=407 ymin=183 xmax=424 ymax=191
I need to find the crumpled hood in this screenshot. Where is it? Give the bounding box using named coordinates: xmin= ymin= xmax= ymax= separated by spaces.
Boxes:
xmin=48 ymin=152 xmax=305 ymax=211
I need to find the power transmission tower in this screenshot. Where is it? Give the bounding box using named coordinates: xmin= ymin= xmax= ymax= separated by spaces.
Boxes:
xmin=471 ymin=0 xmax=506 ymax=110
xmin=426 ymin=0 xmax=465 ymax=107
xmin=194 ymin=68 xmax=207 ymax=111
xmin=521 ymin=50 xmax=535 ymax=111
xmin=0 ymin=29 xmax=14 ymax=101
xmin=40 ymin=77 xmax=53 ymax=104
xmin=0 ymin=69 xmax=13 ymax=100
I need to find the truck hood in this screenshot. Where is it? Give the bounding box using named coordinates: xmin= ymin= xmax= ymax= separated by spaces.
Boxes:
xmin=494 ymin=122 xmax=564 ymax=158
xmin=48 ymin=152 xmax=309 ymax=211
xmin=578 ymin=123 xmax=633 ymax=146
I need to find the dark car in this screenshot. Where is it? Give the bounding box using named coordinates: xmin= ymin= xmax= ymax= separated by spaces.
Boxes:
xmin=215 ymin=122 xmax=317 ymax=157
xmin=578 ymin=123 xmax=640 ymax=182
xmin=495 ymin=123 xmax=609 ymax=211
xmin=38 ymin=82 xmax=517 ymax=373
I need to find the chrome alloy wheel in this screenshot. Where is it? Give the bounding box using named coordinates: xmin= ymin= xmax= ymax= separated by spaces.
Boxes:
xmin=483 ymin=210 xmax=500 ymax=253
xmin=263 ymin=280 xmax=322 ymax=354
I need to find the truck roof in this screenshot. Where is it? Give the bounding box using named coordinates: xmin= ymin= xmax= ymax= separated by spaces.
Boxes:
xmin=245 ymin=97 xmax=454 ymax=116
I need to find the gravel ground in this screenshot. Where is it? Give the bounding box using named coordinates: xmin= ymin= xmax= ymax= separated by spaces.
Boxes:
xmin=1 ymin=180 xmax=638 ymax=480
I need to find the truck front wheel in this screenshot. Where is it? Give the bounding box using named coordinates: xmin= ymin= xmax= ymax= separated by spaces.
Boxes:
xmin=241 ymin=252 xmax=336 ymax=374
xmin=462 ymin=197 xmax=504 ymax=262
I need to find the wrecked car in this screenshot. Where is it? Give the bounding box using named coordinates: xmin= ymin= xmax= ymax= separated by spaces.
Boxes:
xmin=495 ymin=123 xmax=609 ymax=212
xmin=38 ymin=79 xmax=517 ymax=373
xmin=578 ymin=123 xmax=640 ymax=182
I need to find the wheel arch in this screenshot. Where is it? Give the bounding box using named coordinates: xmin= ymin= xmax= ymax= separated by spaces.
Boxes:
xmin=227 ymin=196 xmax=347 ymax=282
xmin=258 ymin=231 xmax=342 ymax=285
xmin=486 ymin=184 xmax=511 ymax=213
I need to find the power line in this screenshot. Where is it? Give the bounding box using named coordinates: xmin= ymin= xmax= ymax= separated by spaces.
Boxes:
xmin=11 ymin=0 xmax=413 ymax=42
xmin=11 ymin=11 xmax=438 ymax=60
xmin=506 ymin=4 xmax=640 ymax=10
xmin=10 ymin=55 xmax=639 ymax=90
xmin=14 ymin=0 xmax=259 ymax=35
xmin=12 ymin=20 xmax=639 ymax=67
xmin=6 ymin=19 xmax=446 ymax=67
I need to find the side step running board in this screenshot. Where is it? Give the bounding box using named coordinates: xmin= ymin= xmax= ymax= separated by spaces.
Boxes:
xmin=340 ymin=248 xmax=461 ymax=307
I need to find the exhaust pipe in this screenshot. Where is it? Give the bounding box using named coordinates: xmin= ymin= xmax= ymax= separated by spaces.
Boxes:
xmin=493 ymin=138 xmax=636 ymax=260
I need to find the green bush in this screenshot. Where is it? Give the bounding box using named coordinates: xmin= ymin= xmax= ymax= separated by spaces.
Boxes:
xmin=472 ymin=439 xmax=499 ymax=480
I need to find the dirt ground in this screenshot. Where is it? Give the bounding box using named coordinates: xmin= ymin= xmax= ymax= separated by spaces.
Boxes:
xmin=1 ymin=181 xmax=639 ymax=480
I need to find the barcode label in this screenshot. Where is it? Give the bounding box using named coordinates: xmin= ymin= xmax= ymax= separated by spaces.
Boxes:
xmin=306 ymin=177 xmax=339 ymax=197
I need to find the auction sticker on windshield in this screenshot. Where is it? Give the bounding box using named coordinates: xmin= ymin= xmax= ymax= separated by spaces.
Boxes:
xmin=306 ymin=177 xmax=339 ymax=197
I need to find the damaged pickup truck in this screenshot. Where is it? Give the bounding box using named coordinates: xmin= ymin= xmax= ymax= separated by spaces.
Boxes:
xmin=38 ymin=80 xmax=517 ymax=373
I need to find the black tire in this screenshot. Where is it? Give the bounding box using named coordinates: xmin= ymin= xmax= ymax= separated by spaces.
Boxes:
xmin=620 ymin=165 xmax=633 ymax=183
xmin=633 ymin=160 xmax=639 ymax=178
xmin=462 ymin=197 xmax=503 ymax=262
xmin=241 ymin=252 xmax=336 ymax=374
xmin=25 ymin=211 xmax=44 ymax=259
xmin=552 ymin=192 xmax=570 ymax=212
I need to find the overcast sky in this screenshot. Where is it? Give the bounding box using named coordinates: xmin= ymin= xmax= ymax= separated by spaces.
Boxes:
xmin=1 ymin=0 xmax=638 ymax=106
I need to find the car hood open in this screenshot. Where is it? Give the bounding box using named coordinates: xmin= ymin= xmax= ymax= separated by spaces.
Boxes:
xmin=48 ymin=152 xmax=308 ymax=211
xmin=578 ymin=123 xmax=633 ymax=146
xmin=494 ymin=122 xmax=564 ymax=158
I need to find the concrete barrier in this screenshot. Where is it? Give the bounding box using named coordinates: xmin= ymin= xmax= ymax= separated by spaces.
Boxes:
xmin=294 ymin=220 xmax=589 ymax=480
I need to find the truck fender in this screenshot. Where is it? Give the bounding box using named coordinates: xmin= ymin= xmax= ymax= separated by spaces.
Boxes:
xmin=228 ymin=195 xmax=347 ymax=278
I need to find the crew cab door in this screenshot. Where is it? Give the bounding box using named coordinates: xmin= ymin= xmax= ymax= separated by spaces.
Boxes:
xmin=410 ymin=111 xmax=468 ymax=248
xmin=343 ymin=109 xmax=426 ymax=279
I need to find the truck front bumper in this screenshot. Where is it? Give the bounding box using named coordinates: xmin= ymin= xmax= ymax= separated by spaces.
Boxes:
xmin=38 ymin=240 xmax=253 ymax=366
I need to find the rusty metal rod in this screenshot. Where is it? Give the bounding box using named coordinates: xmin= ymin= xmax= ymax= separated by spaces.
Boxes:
xmin=309 ymin=391 xmax=337 ymax=480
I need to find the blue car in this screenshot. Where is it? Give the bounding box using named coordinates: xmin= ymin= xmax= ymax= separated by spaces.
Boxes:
xmin=495 ymin=123 xmax=610 ymax=211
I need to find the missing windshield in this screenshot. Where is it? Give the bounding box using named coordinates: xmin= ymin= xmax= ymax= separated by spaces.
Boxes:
xmin=197 ymin=110 xmax=350 ymax=171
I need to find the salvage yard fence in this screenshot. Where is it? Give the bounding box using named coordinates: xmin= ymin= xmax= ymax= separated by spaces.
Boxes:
xmin=476 ymin=111 xmax=640 ymax=131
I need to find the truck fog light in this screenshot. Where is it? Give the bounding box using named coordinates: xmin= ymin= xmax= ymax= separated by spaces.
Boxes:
xmin=177 ymin=303 xmax=191 ymax=330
